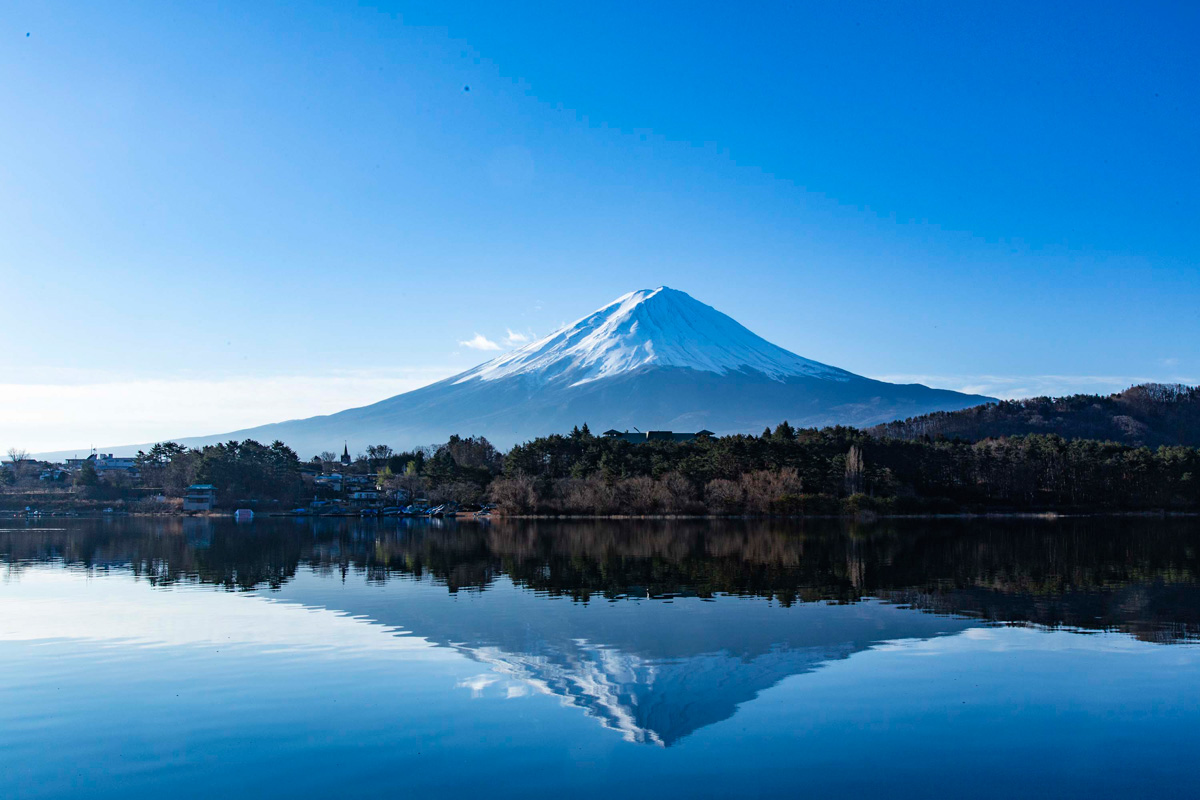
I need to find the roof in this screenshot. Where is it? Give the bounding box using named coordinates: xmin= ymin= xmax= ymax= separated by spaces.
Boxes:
xmin=186 ymin=484 xmax=216 ymax=490
xmin=601 ymin=429 xmax=714 ymax=442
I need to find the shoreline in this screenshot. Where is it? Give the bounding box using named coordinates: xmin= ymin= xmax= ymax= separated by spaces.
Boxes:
xmin=4 ymin=509 xmax=1198 ymax=522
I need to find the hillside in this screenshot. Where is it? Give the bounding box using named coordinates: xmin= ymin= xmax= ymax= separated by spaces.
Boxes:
xmin=870 ymin=384 xmax=1200 ymax=447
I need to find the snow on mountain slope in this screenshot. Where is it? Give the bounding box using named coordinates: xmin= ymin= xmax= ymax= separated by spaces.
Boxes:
xmin=51 ymin=287 xmax=996 ymax=456
xmin=271 ymin=576 xmax=974 ymax=747
xmin=457 ymin=287 xmax=852 ymax=387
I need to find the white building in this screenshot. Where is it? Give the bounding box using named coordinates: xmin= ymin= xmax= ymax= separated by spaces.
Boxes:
xmin=65 ymin=453 xmax=139 ymax=474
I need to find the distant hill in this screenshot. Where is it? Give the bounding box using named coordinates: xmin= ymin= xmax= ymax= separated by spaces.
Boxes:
xmin=870 ymin=384 xmax=1200 ymax=447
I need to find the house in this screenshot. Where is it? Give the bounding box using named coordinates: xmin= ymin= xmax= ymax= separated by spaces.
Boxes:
xmin=183 ymin=484 xmax=217 ymax=512
xmin=601 ymin=429 xmax=715 ymax=444
xmin=65 ymin=453 xmax=139 ymax=475
xmin=313 ymin=473 xmax=343 ymax=492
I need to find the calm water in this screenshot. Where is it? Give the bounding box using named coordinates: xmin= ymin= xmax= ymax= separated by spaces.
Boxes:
xmin=2 ymin=517 xmax=1200 ymax=798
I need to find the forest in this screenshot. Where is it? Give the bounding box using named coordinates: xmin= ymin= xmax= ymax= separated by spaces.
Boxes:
xmin=7 ymin=382 xmax=1200 ymax=516
xmin=489 ymin=423 xmax=1200 ymax=515
xmin=871 ymin=383 xmax=1200 ymax=447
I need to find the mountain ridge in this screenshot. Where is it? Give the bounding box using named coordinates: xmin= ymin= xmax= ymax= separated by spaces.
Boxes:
xmin=44 ymin=287 xmax=995 ymax=457
xmin=869 ymin=383 xmax=1200 ymax=447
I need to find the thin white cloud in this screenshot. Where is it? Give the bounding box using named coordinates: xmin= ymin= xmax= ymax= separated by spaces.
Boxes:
xmin=457 ymin=673 xmax=500 ymax=697
xmin=459 ymin=333 xmax=502 ymax=351
xmin=505 ymin=328 xmax=531 ymax=345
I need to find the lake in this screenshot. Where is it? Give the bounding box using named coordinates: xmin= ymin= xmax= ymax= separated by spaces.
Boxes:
xmin=2 ymin=516 xmax=1199 ymax=798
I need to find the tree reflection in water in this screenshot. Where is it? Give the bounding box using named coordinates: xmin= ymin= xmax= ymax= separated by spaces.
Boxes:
xmin=4 ymin=516 xmax=1199 ymax=643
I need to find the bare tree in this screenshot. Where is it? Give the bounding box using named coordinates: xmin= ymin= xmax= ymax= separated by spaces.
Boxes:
xmin=658 ymin=471 xmax=697 ymax=514
xmin=740 ymin=468 xmax=802 ymax=515
xmin=366 ymin=444 xmax=394 ymax=469
xmin=489 ymin=475 xmax=537 ymax=514
xmin=705 ymin=479 xmax=744 ymax=514
xmin=844 ymin=445 xmax=864 ymax=495
xmin=615 ymin=475 xmax=669 ymax=515
xmin=5 ymin=447 xmax=31 ymax=481
xmin=555 ymin=475 xmax=616 ymax=514
xmin=428 ymin=480 xmax=484 ymax=506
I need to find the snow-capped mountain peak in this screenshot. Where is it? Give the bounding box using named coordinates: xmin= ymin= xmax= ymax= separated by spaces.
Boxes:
xmin=456 ymin=286 xmax=851 ymax=387
xmin=74 ymin=286 xmax=995 ymax=455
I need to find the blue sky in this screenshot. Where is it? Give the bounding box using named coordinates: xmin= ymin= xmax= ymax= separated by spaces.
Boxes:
xmin=2 ymin=1 xmax=1198 ymax=451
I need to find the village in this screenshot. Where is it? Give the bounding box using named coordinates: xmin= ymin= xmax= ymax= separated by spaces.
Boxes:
xmin=0 ymin=441 xmax=499 ymax=519
xmin=0 ymin=430 xmax=732 ymax=519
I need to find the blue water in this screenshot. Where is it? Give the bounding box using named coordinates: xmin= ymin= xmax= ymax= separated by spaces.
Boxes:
xmin=2 ymin=517 xmax=1199 ymax=798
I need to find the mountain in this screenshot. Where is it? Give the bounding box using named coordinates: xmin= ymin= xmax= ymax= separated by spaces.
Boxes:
xmin=275 ymin=573 xmax=972 ymax=747
xmin=870 ymin=383 xmax=1200 ymax=447
xmin=107 ymin=287 xmax=995 ymax=456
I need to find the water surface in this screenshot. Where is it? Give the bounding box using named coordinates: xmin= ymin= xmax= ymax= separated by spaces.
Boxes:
xmin=2 ymin=517 xmax=1199 ymax=798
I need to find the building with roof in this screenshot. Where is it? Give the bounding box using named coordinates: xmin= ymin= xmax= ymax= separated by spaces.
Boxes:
xmin=601 ymin=429 xmax=715 ymax=444
xmin=65 ymin=453 xmax=139 ymax=474
xmin=183 ymin=484 xmax=217 ymax=512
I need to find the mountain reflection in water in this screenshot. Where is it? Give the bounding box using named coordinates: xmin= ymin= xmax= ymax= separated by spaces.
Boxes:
xmin=2 ymin=516 xmax=1199 ymax=747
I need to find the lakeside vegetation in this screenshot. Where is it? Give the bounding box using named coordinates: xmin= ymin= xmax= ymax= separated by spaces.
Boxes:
xmin=5 ymin=384 xmax=1199 ymax=517
xmin=492 ymin=423 xmax=1200 ymax=515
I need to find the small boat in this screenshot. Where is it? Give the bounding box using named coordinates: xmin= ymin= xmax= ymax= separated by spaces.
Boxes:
xmin=234 ymin=508 xmax=254 ymax=522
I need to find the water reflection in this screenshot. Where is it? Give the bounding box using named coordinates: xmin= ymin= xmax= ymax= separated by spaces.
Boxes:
xmin=2 ymin=517 xmax=1199 ymax=748
xmin=4 ymin=516 xmax=1198 ymax=640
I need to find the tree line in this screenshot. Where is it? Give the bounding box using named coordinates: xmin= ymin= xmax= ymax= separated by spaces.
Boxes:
xmin=489 ymin=423 xmax=1200 ymax=515
xmin=135 ymin=439 xmax=303 ymax=505
xmin=13 ymin=411 xmax=1200 ymax=515
xmin=871 ymin=383 xmax=1200 ymax=448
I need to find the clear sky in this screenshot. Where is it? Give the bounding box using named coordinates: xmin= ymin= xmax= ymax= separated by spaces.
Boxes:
xmin=3 ymin=1 xmax=1198 ymax=452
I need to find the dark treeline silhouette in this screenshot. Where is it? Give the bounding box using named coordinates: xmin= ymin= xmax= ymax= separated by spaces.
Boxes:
xmin=21 ymin=384 xmax=1197 ymax=516
xmin=136 ymin=439 xmax=303 ymax=506
xmin=493 ymin=422 xmax=1200 ymax=514
xmin=871 ymin=383 xmax=1200 ymax=447
xmin=375 ymin=434 xmax=503 ymax=506
xmin=4 ymin=516 xmax=1199 ymax=642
